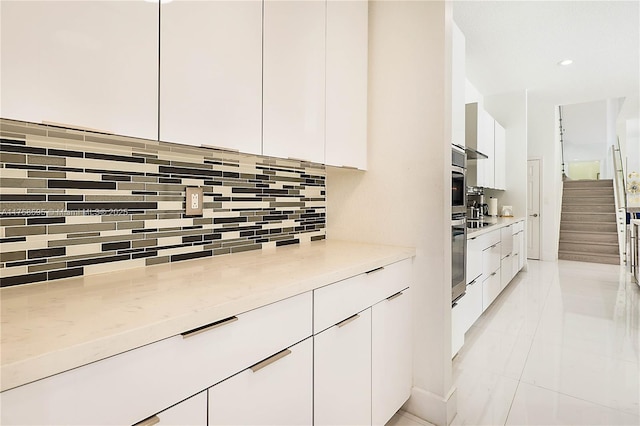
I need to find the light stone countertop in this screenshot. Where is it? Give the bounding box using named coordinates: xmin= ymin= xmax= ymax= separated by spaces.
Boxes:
xmin=467 ymin=216 xmax=526 ymax=238
xmin=0 ymin=240 xmax=415 ymax=392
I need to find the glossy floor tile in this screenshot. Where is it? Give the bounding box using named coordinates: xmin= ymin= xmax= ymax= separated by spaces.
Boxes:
xmin=387 ymin=410 xmax=435 ymax=426
xmin=452 ymin=259 xmax=640 ymax=425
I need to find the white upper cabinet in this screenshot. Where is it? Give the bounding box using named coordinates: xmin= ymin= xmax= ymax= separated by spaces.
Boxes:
xmin=263 ymin=0 xmax=326 ymax=163
xmin=325 ymin=0 xmax=368 ymax=170
xmin=494 ymin=121 xmax=506 ymax=190
xmin=0 ymin=1 xmax=158 ymax=140
xmin=160 ymin=0 xmax=262 ymax=154
xmin=466 ymin=103 xmax=496 ymax=188
xmin=451 ymin=23 xmax=466 ymax=148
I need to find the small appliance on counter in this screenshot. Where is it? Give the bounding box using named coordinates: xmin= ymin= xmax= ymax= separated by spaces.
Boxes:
xmin=466 ymin=186 xmax=484 ymax=219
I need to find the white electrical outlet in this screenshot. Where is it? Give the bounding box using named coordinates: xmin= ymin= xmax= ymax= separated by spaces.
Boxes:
xmin=185 ymin=187 xmax=203 ymax=216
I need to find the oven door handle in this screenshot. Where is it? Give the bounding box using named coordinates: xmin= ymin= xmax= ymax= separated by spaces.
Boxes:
xmin=452 ymin=218 xmax=466 ymax=226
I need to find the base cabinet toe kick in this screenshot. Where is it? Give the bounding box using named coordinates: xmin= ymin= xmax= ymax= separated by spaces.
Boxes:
xmin=1 ymin=258 xmax=413 ymax=426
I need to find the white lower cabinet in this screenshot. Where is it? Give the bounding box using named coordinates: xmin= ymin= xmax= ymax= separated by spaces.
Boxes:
xmin=136 ymin=392 xmax=206 ymax=426
xmin=208 ymin=338 xmax=313 ymax=426
xmin=463 ymin=278 xmax=483 ymax=332
xmin=314 ymin=309 xmax=372 ymax=426
xmin=451 ymin=297 xmax=465 ymax=358
xmin=482 ymin=270 xmax=501 ymax=311
xmin=500 ymin=254 xmax=513 ymax=291
xmin=372 ymin=289 xmax=412 ymax=425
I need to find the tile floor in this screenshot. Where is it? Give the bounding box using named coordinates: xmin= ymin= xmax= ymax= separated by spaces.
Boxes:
xmin=449 ymin=259 xmax=640 ymax=425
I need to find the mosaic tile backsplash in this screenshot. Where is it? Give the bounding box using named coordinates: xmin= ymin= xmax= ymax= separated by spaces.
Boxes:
xmin=0 ymin=119 xmax=326 ymax=288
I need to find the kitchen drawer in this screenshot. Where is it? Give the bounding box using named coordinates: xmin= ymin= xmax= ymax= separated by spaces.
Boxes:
xmin=466 ymin=235 xmax=483 ymax=285
xmin=501 ymin=225 xmax=513 ymax=258
xmin=135 ymin=391 xmax=207 ymax=426
xmin=208 ymin=338 xmax=312 ymax=426
xmin=482 ymin=270 xmax=501 ymax=311
xmin=480 ymin=229 xmax=501 ymax=248
xmin=314 ymin=259 xmax=411 ymax=334
xmin=482 ymin=241 xmax=501 ymax=280
xmin=0 ymin=292 xmax=312 ymax=426
xmin=500 ymin=254 xmax=513 ymax=290
xmin=513 ymin=221 xmax=524 ymax=233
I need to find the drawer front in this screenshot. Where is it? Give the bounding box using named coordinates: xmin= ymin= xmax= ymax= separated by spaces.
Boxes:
xmin=466 ymin=237 xmax=483 ymax=284
xmin=482 ymin=271 xmax=501 ymax=311
xmin=501 ymin=226 xmax=513 ymax=258
xmin=500 ymin=255 xmax=513 ymax=290
xmin=208 ymin=338 xmax=312 ymax=426
xmin=0 ymin=292 xmax=312 ymax=426
xmin=481 ymin=229 xmax=501 ymax=248
xmin=482 ymin=241 xmax=501 ymax=280
xmin=314 ymin=259 xmax=411 ymax=334
xmin=514 ymin=221 xmax=524 ymax=233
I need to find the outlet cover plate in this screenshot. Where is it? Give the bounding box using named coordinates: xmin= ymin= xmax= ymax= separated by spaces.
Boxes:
xmin=185 ymin=187 xmax=204 ymax=216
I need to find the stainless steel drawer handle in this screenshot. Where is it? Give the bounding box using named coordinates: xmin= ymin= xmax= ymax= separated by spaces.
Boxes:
xmin=250 ymin=348 xmax=292 ymax=373
xmin=504 ymin=254 xmax=510 ymax=258
xmin=366 ymin=266 xmax=384 ymax=274
xmin=181 ymin=316 xmax=238 ymax=338
xmin=133 ymin=415 xmax=160 ymax=426
xmin=386 ymin=291 xmax=404 ymax=301
xmin=336 ymin=313 xmax=360 ymax=328
xmin=491 ymin=272 xmax=497 ymax=276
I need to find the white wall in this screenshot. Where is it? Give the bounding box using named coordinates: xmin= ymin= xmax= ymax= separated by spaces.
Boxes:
xmin=484 ymin=91 xmax=528 ymax=219
xmin=326 ymin=2 xmax=455 ymax=424
xmin=528 ymin=94 xmax=562 ymax=261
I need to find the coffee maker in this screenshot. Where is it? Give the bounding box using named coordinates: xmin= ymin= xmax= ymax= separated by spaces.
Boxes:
xmin=467 ymin=186 xmax=485 ymax=219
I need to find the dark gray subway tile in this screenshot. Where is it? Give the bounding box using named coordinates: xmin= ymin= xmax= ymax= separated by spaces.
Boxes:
xmin=28 ymin=247 xmax=66 ymax=259
xmin=49 ymin=180 xmax=116 ymax=190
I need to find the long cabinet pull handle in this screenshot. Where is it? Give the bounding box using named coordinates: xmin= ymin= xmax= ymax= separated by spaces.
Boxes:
xmin=336 ymin=313 xmax=360 ymax=328
xmin=250 ymin=348 xmax=292 ymax=373
xmin=181 ymin=316 xmax=238 ymax=338
xmin=133 ymin=415 xmax=160 ymax=426
xmin=366 ymin=266 xmax=384 ymax=274
xmin=386 ymin=291 xmax=403 ymax=301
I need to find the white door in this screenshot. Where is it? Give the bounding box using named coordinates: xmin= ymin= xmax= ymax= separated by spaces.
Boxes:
xmin=160 ymin=0 xmax=262 ymax=153
xmin=527 ymin=159 xmax=541 ymax=259
xmin=314 ymin=308 xmax=372 ymax=426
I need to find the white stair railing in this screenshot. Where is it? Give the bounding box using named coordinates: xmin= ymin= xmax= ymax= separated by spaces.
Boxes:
xmin=612 ymin=144 xmax=627 ymax=264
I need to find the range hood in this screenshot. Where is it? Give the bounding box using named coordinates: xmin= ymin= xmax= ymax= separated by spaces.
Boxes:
xmin=465 ymin=146 xmax=488 ymax=160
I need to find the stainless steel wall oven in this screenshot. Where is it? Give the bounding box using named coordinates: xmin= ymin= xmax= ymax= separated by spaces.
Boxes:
xmin=451 ymin=145 xmax=467 ymax=302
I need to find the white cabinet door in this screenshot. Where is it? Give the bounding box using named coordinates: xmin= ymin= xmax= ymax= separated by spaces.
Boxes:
xmin=0 ymin=1 xmax=158 ymax=140
xmin=263 ymin=0 xmax=326 ymax=163
xmin=208 ymin=338 xmax=313 ymax=426
xmin=145 ymin=392 xmax=206 ymax=426
xmin=451 ymin=23 xmax=466 ymax=148
xmin=482 ymin=241 xmax=501 ymax=281
xmin=500 ymin=255 xmax=512 ymax=291
xmin=325 ymin=0 xmax=368 ymax=169
xmin=501 ymin=225 xmax=513 ymax=258
xmin=451 ymin=296 xmax=465 ymax=358
xmin=494 ymin=121 xmax=506 ymax=190
xmin=467 ymin=235 xmax=483 ymax=284
xmin=315 ymin=308 xmax=371 ymax=426
xmin=482 ymin=270 xmax=501 ymax=311
xmin=478 ymin=109 xmax=495 ymax=188
xmin=372 ymin=288 xmax=412 ymax=425
xmin=160 ymin=0 xmax=262 ymax=153
xmin=464 ymin=277 xmax=483 ymax=331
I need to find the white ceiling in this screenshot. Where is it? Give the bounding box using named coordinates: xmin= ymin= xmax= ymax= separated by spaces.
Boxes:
xmin=452 ymin=0 xmax=640 ymax=122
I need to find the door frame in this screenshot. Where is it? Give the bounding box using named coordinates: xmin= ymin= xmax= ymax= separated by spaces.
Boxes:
xmin=527 ymin=157 xmax=542 ymax=261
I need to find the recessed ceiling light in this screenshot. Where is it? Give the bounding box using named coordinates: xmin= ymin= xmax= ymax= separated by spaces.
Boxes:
xmin=558 ymin=59 xmax=573 ymax=66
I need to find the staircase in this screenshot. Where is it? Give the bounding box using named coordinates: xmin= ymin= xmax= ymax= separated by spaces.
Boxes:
xmin=559 ymin=179 xmax=620 ymax=265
